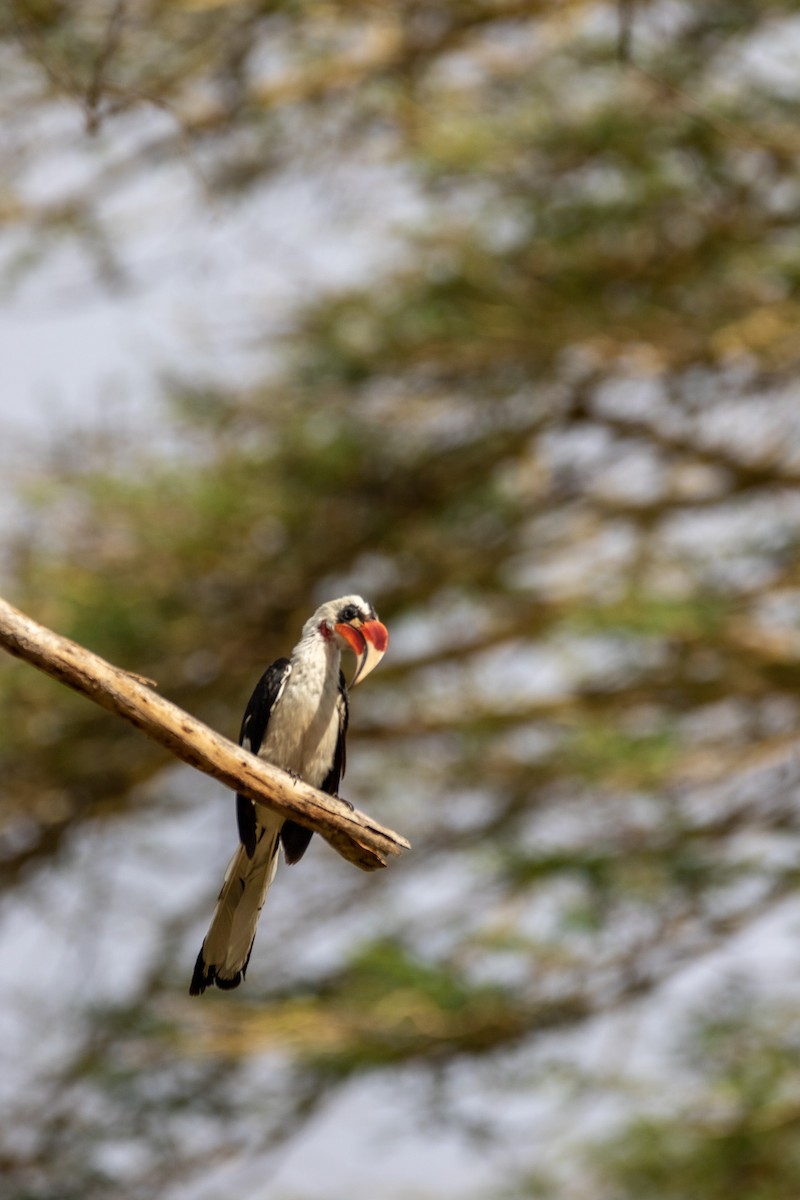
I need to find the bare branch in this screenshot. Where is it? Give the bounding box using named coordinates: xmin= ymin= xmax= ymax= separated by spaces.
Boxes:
xmin=0 ymin=595 xmax=410 ymax=872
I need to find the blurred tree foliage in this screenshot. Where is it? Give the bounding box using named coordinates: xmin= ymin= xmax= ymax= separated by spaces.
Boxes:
xmin=3 ymin=1 xmax=800 ymax=1197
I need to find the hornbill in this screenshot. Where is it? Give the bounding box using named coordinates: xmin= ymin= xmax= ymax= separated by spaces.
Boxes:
xmin=190 ymin=595 xmax=388 ymax=995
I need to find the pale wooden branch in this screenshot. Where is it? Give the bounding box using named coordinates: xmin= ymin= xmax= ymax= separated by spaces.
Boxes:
xmin=0 ymin=595 xmax=410 ymax=872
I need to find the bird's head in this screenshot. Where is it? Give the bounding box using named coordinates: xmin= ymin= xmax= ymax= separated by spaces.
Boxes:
xmin=313 ymin=594 xmax=389 ymax=685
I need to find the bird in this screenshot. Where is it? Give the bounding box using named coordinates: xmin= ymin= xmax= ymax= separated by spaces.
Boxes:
xmin=190 ymin=595 xmax=389 ymax=995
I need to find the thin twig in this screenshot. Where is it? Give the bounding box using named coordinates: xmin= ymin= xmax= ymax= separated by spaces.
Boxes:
xmin=85 ymin=0 xmax=128 ymax=133
xmin=617 ymin=0 xmax=635 ymax=63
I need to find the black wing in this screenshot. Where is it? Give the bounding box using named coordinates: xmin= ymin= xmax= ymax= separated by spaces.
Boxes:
xmin=280 ymin=670 xmax=350 ymax=865
xmin=236 ymin=657 xmax=291 ymax=858
xmin=321 ymin=668 xmax=349 ymax=794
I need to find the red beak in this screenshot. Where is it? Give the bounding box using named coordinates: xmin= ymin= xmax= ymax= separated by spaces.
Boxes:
xmin=334 ymin=619 xmax=389 ymax=685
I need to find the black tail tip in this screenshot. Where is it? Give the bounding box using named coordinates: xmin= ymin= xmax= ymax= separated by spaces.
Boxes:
xmin=189 ymin=949 xmax=245 ymax=996
xmin=189 ymin=949 xmax=213 ymax=996
xmin=215 ymin=971 xmax=245 ymax=990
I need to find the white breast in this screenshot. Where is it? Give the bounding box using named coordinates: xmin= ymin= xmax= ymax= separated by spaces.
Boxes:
xmin=258 ymin=636 xmax=341 ymax=788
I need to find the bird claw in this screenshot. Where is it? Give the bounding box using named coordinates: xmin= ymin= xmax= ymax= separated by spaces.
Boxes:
xmin=333 ymin=792 xmax=354 ymax=811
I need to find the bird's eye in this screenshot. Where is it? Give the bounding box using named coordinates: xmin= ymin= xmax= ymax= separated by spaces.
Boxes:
xmin=339 ymin=604 xmax=360 ymax=622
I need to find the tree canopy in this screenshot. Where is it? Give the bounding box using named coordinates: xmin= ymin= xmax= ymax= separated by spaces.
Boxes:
xmin=3 ymin=2 xmax=800 ymax=1197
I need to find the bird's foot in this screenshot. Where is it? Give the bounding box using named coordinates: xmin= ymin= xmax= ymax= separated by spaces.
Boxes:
xmin=332 ymin=792 xmax=354 ymax=811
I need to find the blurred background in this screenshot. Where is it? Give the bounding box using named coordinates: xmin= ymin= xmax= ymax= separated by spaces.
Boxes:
xmin=3 ymin=2 xmax=800 ymax=1197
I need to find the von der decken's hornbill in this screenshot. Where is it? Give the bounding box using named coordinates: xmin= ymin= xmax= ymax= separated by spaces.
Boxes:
xmin=190 ymin=596 xmax=389 ymax=995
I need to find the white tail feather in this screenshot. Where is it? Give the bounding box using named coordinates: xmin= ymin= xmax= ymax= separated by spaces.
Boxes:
xmin=191 ymin=815 xmax=282 ymax=992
